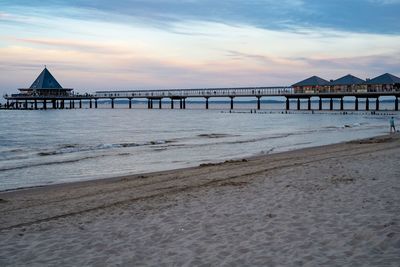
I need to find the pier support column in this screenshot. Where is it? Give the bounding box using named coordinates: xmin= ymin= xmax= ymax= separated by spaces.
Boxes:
xmin=395 ymin=97 xmax=398 ymax=111
xmin=151 ymin=99 xmax=154 ymax=109
xmin=159 ymin=99 xmax=162 ymax=109
xmin=72 ymin=100 xmax=75 ymax=109
xmin=69 ymin=100 xmax=72 ymax=109
xmin=230 ymin=97 xmax=234 ymax=110
xmin=285 ymin=98 xmax=289 ymax=110
xmin=89 ymin=99 xmax=92 ymax=109
xmin=25 ymin=100 xmax=28 ymax=109
xmin=6 ymin=100 xmax=9 ymax=109
xmin=128 ymin=98 xmax=132 ymax=109
xmin=34 ymin=100 xmax=37 ymax=110
xmin=376 ymin=98 xmax=379 ymax=111
xmin=79 ymin=100 xmax=82 ymax=109
xmin=111 ymin=98 xmax=114 ymax=109
xmin=257 ymin=97 xmax=261 ymax=110
xmin=330 ymin=98 xmax=333 ymax=110
xmin=319 ymin=98 xmax=322 ymax=110
xmin=205 ymin=97 xmax=209 ymax=109
xmin=340 ymin=98 xmax=344 ymax=111
xmin=52 ymin=100 xmax=56 ymax=109
xmin=95 ymin=99 xmax=98 ymax=109
xmin=171 ymin=99 xmax=174 ymax=109
xmin=366 ymin=98 xmax=369 ymax=111
xmin=15 ymin=100 xmax=19 ymax=110
xmin=183 ymin=98 xmax=186 ymax=109
xmin=61 ymin=100 xmax=64 ymax=109
xmin=355 ymin=97 xmax=359 ymax=111
xmin=43 ymin=100 xmax=47 ymax=110
xmin=297 ymin=98 xmax=300 ymax=110
xmin=179 ymin=99 xmax=182 ymax=109
xmin=307 ymin=98 xmax=311 ymax=110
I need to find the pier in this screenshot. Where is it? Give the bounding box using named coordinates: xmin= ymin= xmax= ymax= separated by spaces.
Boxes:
xmin=3 ymin=88 xmax=400 ymax=111
xmin=2 ymin=68 xmax=400 ymax=111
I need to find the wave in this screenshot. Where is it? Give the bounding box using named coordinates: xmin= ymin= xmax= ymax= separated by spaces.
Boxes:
xmin=0 ymin=152 xmax=131 ymax=172
xmin=197 ymin=133 xmax=238 ymax=138
xmin=37 ymin=140 xmax=174 ymax=157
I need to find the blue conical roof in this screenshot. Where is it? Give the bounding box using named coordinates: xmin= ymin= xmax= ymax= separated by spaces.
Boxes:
xmin=30 ymin=67 xmax=62 ymax=89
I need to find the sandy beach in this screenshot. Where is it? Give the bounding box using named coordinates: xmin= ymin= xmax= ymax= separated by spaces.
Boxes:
xmin=0 ymin=134 xmax=399 ymax=266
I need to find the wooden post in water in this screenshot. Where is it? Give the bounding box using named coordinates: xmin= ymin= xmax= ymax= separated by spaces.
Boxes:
xmin=366 ymin=98 xmax=369 ymax=111
xmin=61 ymin=100 xmax=64 ymax=109
xmin=72 ymin=100 xmax=75 ymax=109
xmin=319 ymin=98 xmax=322 ymax=110
xmin=79 ymin=100 xmax=82 ymax=109
xmin=355 ymin=97 xmax=359 ymax=111
xmin=395 ymin=97 xmax=399 ymax=111
xmin=159 ymin=99 xmax=162 ymax=109
xmin=330 ymin=98 xmax=333 ymax=110
xmin=205 ymin=97 xmax=209 ymax=109
xmin=34 ymin=100 xmax=37 ymax=110
xmin=111 ymin=98 xmax=114 ymax=109
xmin=285 ymin=98 xmax=289 ymax=110
xmin=89 ymin=99 xmax=92 ymax=109
xmin=183 ymin=98 xmax=186 ymax=109
xmin=43 ymin=100 xmax=47 ymax=110
xmin=95 ymin=99 xmax=98 ymax=109
xmin=25 ymin=100 xmax=28 ymax=109
xmin=128 ymin=98 xmax=132 ymax=109
xmin=340 ymin=98 xmax=344 ymax=110
xmin=297 ymin=98 xmax=300 ymax=110
xmin=308 ymin=98 xmax=311 ymax=110
xmin=257 ymin=96 xmax=261 ymax=110
xmin=230 ymin=97 xmax=234 ymax=110
xmin=171 ymin=99 xmax=174 ymax=109
xmin=376 ymin=98 xmax=379 ymax=111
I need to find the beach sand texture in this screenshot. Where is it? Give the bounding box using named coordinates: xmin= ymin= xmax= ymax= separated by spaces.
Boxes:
xmin=0 ymin=135 xmax=400 ymax=266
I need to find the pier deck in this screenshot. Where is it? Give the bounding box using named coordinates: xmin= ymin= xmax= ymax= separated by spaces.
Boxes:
xmin=3 ymin=86 xmax=400 ymax=111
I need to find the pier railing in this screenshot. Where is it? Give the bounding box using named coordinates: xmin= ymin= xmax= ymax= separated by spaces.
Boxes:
xmin=95 ymin=87 xmax=293 ymax=98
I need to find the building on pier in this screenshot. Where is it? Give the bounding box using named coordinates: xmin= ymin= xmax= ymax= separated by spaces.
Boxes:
xmin=17 ymin=67 xmax=73 ymax=97
xmin=366 ymin=73 xmax=400 ymax=92
xmin=292 ymin=76 xmax=330 ymax=93
xmin=329 ymin=74 xmax=366 ymax=93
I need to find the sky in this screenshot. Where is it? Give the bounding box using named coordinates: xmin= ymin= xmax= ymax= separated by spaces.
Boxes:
xmin=0 ymin=0 xmax=400 ymax=95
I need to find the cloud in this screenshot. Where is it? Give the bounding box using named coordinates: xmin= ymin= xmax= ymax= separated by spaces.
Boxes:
xmin=368 ymin=0 xmax=400 ymax=4
xmin=1 ymin=0 xmax=399 ymax=34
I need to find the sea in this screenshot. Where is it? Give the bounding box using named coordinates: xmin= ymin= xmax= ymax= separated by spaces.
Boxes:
xmin=0 ymin=101 xmax=397 ymax=191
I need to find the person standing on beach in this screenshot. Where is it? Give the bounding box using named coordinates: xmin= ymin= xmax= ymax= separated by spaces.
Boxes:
xmin=390 ymin=117 xmax=396 ymax=133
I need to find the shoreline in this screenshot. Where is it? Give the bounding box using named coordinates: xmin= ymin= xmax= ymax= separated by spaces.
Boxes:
xmin=0 ymin=133 xmax=393 ymax=195
xmin=1 ymin=133 xmax=399 ymax=265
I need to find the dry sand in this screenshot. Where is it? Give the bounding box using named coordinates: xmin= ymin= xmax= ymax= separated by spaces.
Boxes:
xmin=0 ymin=134 xmax=400 ymax=266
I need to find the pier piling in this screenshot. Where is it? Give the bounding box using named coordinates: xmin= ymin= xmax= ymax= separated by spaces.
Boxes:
xmin=355 ymin=97 xmax=359 ymax=111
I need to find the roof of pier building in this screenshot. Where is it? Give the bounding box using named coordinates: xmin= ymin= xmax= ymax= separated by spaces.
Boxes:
xmin=329 ymin=74 xmax=365 ymax=86
xmin=29 ymin=67 xmax=63 ymax=89
xmin=366 ymin=73 xmax=400 ymax=85
xmin=292 ymin=76 xmax=330 ymax=87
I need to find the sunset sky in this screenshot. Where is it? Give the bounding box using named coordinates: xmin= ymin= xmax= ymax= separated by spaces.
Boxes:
xmin=1 ymin=0 xmax=400 ymax=95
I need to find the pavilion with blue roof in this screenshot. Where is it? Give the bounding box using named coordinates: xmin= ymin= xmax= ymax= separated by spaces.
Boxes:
xmin=18 ymin=67 xmax=73 ymax=97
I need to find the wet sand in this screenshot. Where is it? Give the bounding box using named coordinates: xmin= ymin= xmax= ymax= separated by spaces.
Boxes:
xmin=1 ymin=134 xmax=400 ymax=266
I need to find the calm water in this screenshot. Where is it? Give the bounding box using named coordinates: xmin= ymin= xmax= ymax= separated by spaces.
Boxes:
xmin=0 ymin=105 xmax=397 ymax=191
